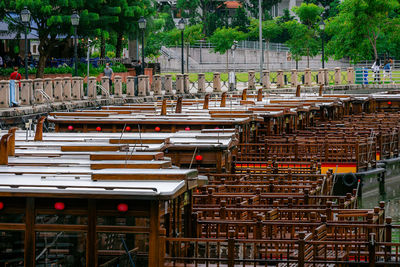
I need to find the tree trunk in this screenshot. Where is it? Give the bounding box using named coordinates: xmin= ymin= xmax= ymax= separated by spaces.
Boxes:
xmin=373 ymin=43 xmax=378 ymax=61
xmin=36 ymin=38 xmax=50 ymax=78
xmin=36 ymin=54 xmax=48 ymax=78
xmin=116 ymin=32 xmax=123 ymax=58
xmin=100 ymin=35 xmax=106 ymax=58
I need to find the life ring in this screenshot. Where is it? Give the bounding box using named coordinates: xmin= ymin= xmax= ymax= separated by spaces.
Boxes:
xmin=342 ymin=173 xmax=357 ymax=188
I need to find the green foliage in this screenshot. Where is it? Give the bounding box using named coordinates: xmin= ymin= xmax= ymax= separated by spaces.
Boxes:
xmin=162 ymin=24 xmax=205 ymax=47
xmin=205 ymin=11 xmax=227 ymax=36
xmin=247 ymin=18 xmax=282 ymax=41
xmin=325 ymin=0 xmax=400 ymax=62
xmin=231 ymin=7 xmax=250 ymax=33
xmin=1 ymin=0 xmax=155 ymax=77
xmin=274 ymin=9 xmax=295 ymax=43
xmin=106 ymin=51 xmax=116 ymax=58
xmin=44 ymin=66 xmax=73 ymax=74
xmin=177 ymin=0 xmax=217 ymax=26
xmin=284 ymin=3 xmax=323 ymax=65
xmin=209 ymin=27 xmax=246 ymax=55
xmin=293 ymin=3 xmax=324 ymax=28
xmin=243 ymin=0 xmax=282 ymax=18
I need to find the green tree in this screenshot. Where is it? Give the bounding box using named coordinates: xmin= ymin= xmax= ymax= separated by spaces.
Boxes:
xmin=230 ymin=7 xmax=250 ymax=33
xmin=108 ymin=0 xmax=154 ymax=58
xmin=159 ymin=5 xmax=176 ymax=31
xmin=162 ymin=24 xmax=204 ymax=72
xmin=274 ymin=9 xmax=295 ymax=43
xmin=243 ymin=0 xmax=282 ymax=19
xmin=285 ymin=3 xmax=324 ymax=67
xmin=204 ymin=11 xmax=228 ymax=36
xmin=304 ymin=0 xmax=341 ymax=18
xmin=325 ymin=0 xmax=400 ymax=62
xmin=247 ymin=18 xmax=282 ymax=69
xmin=209 ymin=27 xmax=246 ymax=72
xmin=177 ymin=0 xmax=218 ymax=32
xmin=144 ymin=12 xmax=173 ymax=61
xmin=247 ymin=18 xmax=281 ymax=41
xmin=0 ymin=0 xmax=98 ymax=77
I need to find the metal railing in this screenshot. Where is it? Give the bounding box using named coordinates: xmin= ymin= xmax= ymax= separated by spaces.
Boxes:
xmin=179 ymin=40 xmax=290 ymax=52
xmin=354 ymin=60 xmax=399 ymax=69
xmin=355 ymin=68 xmax=400 ymax=85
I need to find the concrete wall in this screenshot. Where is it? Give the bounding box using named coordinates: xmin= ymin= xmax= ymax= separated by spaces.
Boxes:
xmin=159 ymin=47 xmax=351 ymax=73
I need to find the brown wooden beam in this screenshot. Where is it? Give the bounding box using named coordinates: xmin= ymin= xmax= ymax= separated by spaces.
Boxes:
xmin=148 ymin=200 xmax=160 ymax=267
xmin=24 ymin=198 xmax=35 ymax=267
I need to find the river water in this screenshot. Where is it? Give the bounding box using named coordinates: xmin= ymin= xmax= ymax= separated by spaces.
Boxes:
xmin=359 ymin=171 xmax=400 ymax=242
xmin=360 ymin=174 xmax=400 ymax=222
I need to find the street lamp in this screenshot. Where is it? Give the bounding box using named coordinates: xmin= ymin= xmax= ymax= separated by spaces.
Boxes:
xmin=20 ymin=7 xmax=31 ymax=79
xmin=229 ymin=40 xmax=238 ymax=91
xmin=71 ymin=12 xmax=80 ymax=77
xmin=138 ymin=16 xmax=146 ymax=75
xmin=319 ymin=19 xmax=325 ymax=69
xmin=258 ymin=0 xmax=263 ymax=83
xmin=178 ymin=18 xmax=185 ymax=74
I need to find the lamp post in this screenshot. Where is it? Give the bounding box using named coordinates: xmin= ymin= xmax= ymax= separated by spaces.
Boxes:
xmin=178 ymin=18 xmax=185 ymax=74
xmin=87 ymin=39 xmax=92 ymax=79
xmin=259 ymin=0 xmax=263 ymax=83
xmin=319 ymin=19 xmax=325 ymax=69
xmin=138 ymin=16 xmax=146 ymax=75
xmin=229 ymin=40 xmax=238 ymax=91
xmin=20 ymin=7 xmax=31 ymax=79
xmin=71 ymin=12 xmax=80 ymax=77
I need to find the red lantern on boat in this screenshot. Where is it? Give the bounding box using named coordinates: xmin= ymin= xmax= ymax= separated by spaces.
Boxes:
xmin=155 ymin=126 xmax=161 ymax=132
xmin=185 ymin=127 xmax=190 ymax=131
xmin=68 ymin=125 xmax=74 ymax=131
xmin=195 ymin=155 xmax=203 ymax=161
xmin=96 ymin=126 xmax=102 ymax=132
xmin=54 ymin=202 xmax=65 ymax=211
xmin=0 ymin=202 xmax=4 ymax=210
xmin=117 ymin=203 xmax=128 ymax=212
xmin=388 ymin=101 xmax=392 ymax=105
xmin=125 ymin=126 xmax=131 ymax=132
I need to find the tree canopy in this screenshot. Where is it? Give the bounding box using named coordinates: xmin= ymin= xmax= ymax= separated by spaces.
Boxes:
xmin=209 ymin=27 xmax=246 ymax=55
xmin=284 ymin=3 xmax=323 ymax=67
xmin=325 ymin=0 xmax=400 ymax=62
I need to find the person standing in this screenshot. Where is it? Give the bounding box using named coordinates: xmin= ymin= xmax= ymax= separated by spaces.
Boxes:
xmin=103 ymin=63 xmax=113 ymax=89
xmin=383 ymin=60 xmax=392 ymax=83
xmin=10 ymin=66 xmax=22 ymax=84
xmin=371 ymin=59 xmax=381 ymax=83
xmin=9 ymin=67 xmax=22 ymax=107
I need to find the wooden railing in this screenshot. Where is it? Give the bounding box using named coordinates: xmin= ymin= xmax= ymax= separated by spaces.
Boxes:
xmin=164 ymin=225 xmax=400 ymax=266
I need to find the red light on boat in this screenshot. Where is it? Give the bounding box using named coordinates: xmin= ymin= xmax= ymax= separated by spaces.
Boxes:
xmin=117 ymin=203 xmax=128 ymax=212
xmin=0 ymin=202 xmax=4 ymax=210
xmin=96 ymin=126 xmax=102 ymax=132
xmin=195 ymin=155 xmax=203 ymax=161
xmin=54 ymin=202 xmax=65 ymax=210
xmin=215 ymin=127 xmax=220 ymax=129
xmin=68 ymin=125 xmax=74 ymax=131
xmin=185 ymin=127 xmax=190 ymax=131
xmin=388 ymin=101 xmax=392 ymax=105
xmin=125 ymin=126 xmax=131 ymax=131
xmin=155 ymin=126 xmax=161 ymax=132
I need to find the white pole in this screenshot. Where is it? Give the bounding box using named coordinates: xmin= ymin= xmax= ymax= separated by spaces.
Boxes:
xmin=259 ymin=0 xmax=263 ymax=84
